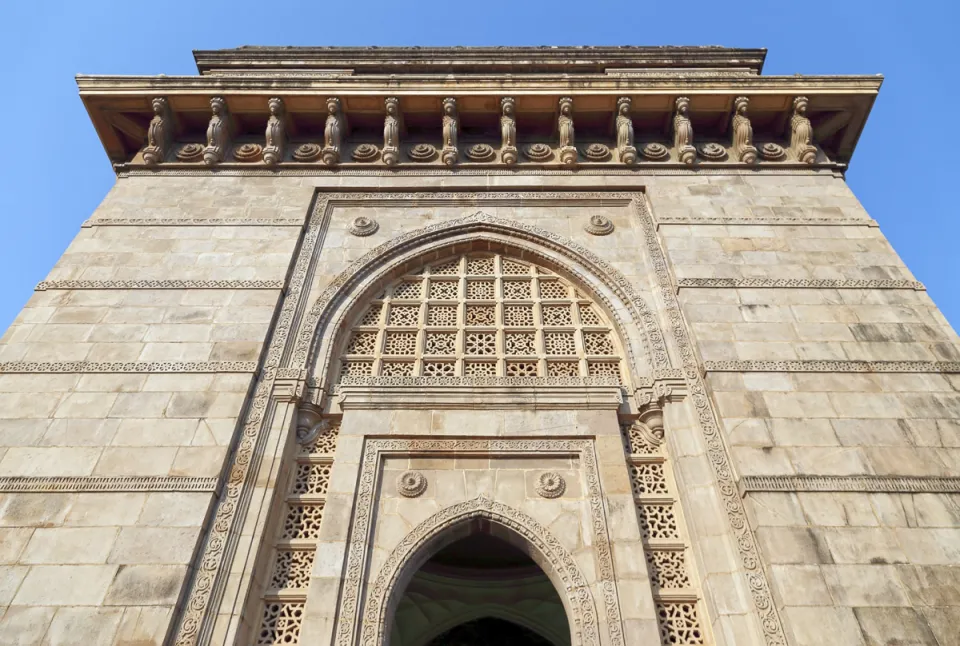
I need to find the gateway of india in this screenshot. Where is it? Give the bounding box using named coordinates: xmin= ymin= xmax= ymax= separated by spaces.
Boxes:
xmin=0 ymin=45 xmax=958 ymax=646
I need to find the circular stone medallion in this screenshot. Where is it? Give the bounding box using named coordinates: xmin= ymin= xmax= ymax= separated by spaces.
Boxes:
xmin=536 ymin=472 xmax=566 ymax=498
xmin=584 ymin=215 xmax=614 ymax=236
xmin=349 ymin=216 xmax=379 ymax=237
xmin=397 ymin=471 xmax=427 ymax=498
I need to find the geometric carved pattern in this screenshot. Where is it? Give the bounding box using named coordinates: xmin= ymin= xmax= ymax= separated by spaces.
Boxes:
xmin=637 ymin=503 xmax=679 ymax=540
xmin=656 ymin=602 xmax=704 ymax=645
xmin=281 ymin=503 xmax=325 ymax=539
xmin=629 ymin=462 xmax=669 ymax=496
xmin=291 ymin=462 xmax=332 ymax=495
xmin=646 ymin=550 xmax=691 ymax=590
xmin=256 ymin=602 xmax=305 ymax=646
xmin=338 ymin=253 xmax=623 ymax=379
xmin=269 ymin=550 xmax=315 ymax=589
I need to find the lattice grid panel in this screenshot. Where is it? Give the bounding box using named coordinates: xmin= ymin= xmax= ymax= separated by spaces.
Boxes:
xmin=337 ymin=254 xmax=625 ymax=379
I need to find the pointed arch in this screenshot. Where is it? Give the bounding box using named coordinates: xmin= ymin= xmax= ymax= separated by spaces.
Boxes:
xmin=358 ymin=495 xmax=600 ymax=646
xmin=289 ymin=212 xmax=672 ymax=387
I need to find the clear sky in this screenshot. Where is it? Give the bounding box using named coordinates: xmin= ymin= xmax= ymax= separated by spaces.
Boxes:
xmin=0 ymin=1 xmax=955 ymax=333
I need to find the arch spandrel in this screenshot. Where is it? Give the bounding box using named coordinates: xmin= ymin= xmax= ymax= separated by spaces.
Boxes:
xmin=293 ymin=213 xmax=672 ymax=390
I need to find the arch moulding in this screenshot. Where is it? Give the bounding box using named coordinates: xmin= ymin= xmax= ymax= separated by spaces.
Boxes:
xmin=361 ymin=494 xmax=597 ymax=646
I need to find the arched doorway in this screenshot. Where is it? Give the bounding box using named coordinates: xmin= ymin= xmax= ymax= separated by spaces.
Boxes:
xmin=390 ymin=531 xmax=571 ymax=646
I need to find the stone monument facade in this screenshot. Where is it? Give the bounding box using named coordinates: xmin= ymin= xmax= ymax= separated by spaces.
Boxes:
xmin=0 ymin=46 xmax=956 ymax=646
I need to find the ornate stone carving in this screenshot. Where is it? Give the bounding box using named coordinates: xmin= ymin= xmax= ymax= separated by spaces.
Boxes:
xmin=407 ymin=143 xmax=437 ymax=162
xmin=697 ymin=142 xmax=727 ymax=161
xmin=295 ymin=410 xmax=329 ymax=444
xmin=704 ymin=359 xmax=960 ymax=373
xmin=293 ymin=143 xmax=322 ymax=162
xmin=731 ymin=96 xmax=758 ymax=164
xmin=557 ymin=97 xmax=577 ymax=166
xmin=323 ymin=97 xmax=344 ymax=165
xmin=383 ymin=97 xmax=401 ymax=166
xmin=176 ymin=143 xmax=204 ymax=162
xmin=610 ymin=97 xmax=636 ymax=165
xmin=641 ymin=142 xmax=669 ymax=161
xmin=584 ymin=215 xmax=614 ymax=236
xmin=741 ymin=475 xmax=960 ymax=493
xmin=35 ymin=279 xmax=283 ymax=291
xmin=789 ymin=96 xmax=817 ymax=163
xmin=500 ymin=97 xmax=518 ymax=164
xmin=582 ymin=143 xmax=611 ymax=161
xmin=142 ymin=97 xmax=174 ymax=165
xmin=655 ymin=214 xmax=877 ymax=227
xmin=759 ymin=142 xmax=786 ymax=161
xmin=676 ymin=277 xmax=925 ymax=290
xmin=535 ymin=472 xmax=566 ymax=498
xmin=0 ymin=475 xmax=217 ymax=493
xmin=263 ymin=97 xmax=286 ymax=166
xmin=0 ymin=361 xmax=256 ymax=374
xmin=396 ymin=471 xmax=427 ymax=497
xmin=348 ymin=216 xmax=379 ymax=237
xmin=441 ymin=97 xmax=459 ymax=166
xmin=524 ymin=143 xmax=553 ymax=162
xmin=82 ymin=217 xmax=305 ymax=227
xmin=203 ymin=97 xmax=232 ymax=165
xmin=673 ymin=97 xmax=695 ymax=164
xmin=233 ymin=143 xmax=262 ymax=163
xmin=465 ymin=143 xmax=495 ymax=162
xmin=351 ymin=143 xmax=379 ymax=162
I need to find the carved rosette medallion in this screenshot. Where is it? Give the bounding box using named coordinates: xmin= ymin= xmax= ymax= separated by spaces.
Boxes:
xmin=397 ymin=471 xmax=427 ymax=498
xmin=233 ymin=143 xmax=262 ymax=163
xmin=351 ymin=144 xmax=379 ymax=162
xmin=641 ymin=142 xmax=670 ymax=161
xmin=536 ymin=472 xmax=566 ymax=498
xmin=465 ymin=143 xmax=496 ymax=162
xmin=698 ymin=142 xmax=727 ymax=161
xmin=408 ymin=143 xmax=438 ymax=162
xmin=760 ymin=142 xmax=786 ymax=161
xmin=348 ymin=216 xmax=379 ymax=237
xmin=582 ymin=143 xmax=611 ymax=161
xmin=175 ymin=143 xmax=204 ymax=162
xmin=584 ymin=215 xmax=615 ymax=236
xmin=292 ymin=143 xmax=322 ymax=162
xmin=524 ymin=143 xmax=553 ymax=162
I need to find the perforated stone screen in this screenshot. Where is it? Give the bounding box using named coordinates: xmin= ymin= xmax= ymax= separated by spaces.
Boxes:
xmin=338 ymin=254 xmax=625 ymax=381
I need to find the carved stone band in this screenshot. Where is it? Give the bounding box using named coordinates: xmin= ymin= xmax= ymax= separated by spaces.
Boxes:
xmin=0 ymin=476 xmax=218 ymax=493
xmin=397 ymin=471 xmax=427 ymax=498
xmin=536 ymin=472 xmax=566 ymax=498
xmin=0 ymin=361 xmax=257 ymax=374
xmin=704 ymin=360 xmax=960 ymax=373
xmin=81 ymin=218 xmax=305 ymax=227
xmin=36 ymin=280 xmax=283 ymax=291
xmin=677 ymin=278 xmax=924 ymax=290
xmin=740 ymin=475 xmax=960 ymax=494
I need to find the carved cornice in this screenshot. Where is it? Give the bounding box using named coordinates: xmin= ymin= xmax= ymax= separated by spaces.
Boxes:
xmin=676 ymin=278 xmax=924 ymax=290
xmin=655 ymin=215 xmax=877 ymax=227
xmin=35 ymin=279 xmax=283 ymax=291
xmin=0 ymin=361 xmax=257 ymax=374
xmin=81 ymin=217 xmax=304 ymax=227
xmin=704 ymin=360 xmax=960 ymax=373
xmin=117 ymin=166 xmax=847 ymax=177
xmin=336 ymin=383 xmax=624 ymax=410
xmin=0 ymin=476 xmax=217 ymax=493
xmin=740 ymin=475 xmax=960 ymax=494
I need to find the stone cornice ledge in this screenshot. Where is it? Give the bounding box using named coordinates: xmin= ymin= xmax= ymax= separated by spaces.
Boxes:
xmin=740 ymin=475 xmax=960 ymax=494
xmin=0 ymin=475 xmax=218 ymax=493
xmin=704 ymin=360 xmax=960 ymax=373
xmin=337 ymin=384 xmax=624 ymax=410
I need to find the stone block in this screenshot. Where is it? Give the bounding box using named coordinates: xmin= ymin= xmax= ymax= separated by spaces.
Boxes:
xmin=103 ymin=564 xmax=189 ymax=606
xmin=137 ymin=492 xmax=212 ymax=527
xmin=821 ymin=564 xmax=910 ymax=606
xmin=782 ymin=606 xmax=865 ymax=646
xmin=93 ymin=447 xmax=177 ymax=476
xmin=21 ymin=526 xmax=118 ymax=564
xmin=108 ymin=527 xmax=201 ymax=564
xmin=0 ymin=447 xmax=101 ymax=477
xmin=13 ymin=564 xmax=117 ymax=605
xmin=64 ymin=492 xmax=145 ymax=527
xmin=853 ymin=607 xmax=938 ymax=646
xmin=113 ymin=607 xmax=173 ymax=646
xmin=0 ymin=565 xmax=28 ymax=605
xmin=42 ymin=607 xmax=124 ymax=646
xmin=0 ymin=606 xmax=57 ymax=646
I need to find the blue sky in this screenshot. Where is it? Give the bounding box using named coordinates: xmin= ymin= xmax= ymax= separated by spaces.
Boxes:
xmin=0 ymin=1 xmax=955 ymax=332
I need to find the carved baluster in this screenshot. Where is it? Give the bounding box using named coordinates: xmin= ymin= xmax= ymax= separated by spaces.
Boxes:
xmin=789 ymin=96 xmax=817 ymax=164
xmin=731 ymin=96 xmax=758 ymax=165
xmin=500 ymin=97 xmax=517 ymax=165
xmin=616 ymin=97 xmax=637 ymax=165
xmin=673 ymin=97 xmax=696 ymax=164
xmin=263 ymin=97 xmax=286 ymax=167
xmin=142 ymin=97 xmax=175 ymax=166
xmin=382 ymin=97 xmax=400 ymax=166
xmin=558 ymin=97 xmax=577 ymax=166
xmin=441 ymin=97 xmax=459 ymax=166
xmin=203 ymin=97 xmax=233 ymax=165
xmin=322 ymin=97 xmax=344 ymax=166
